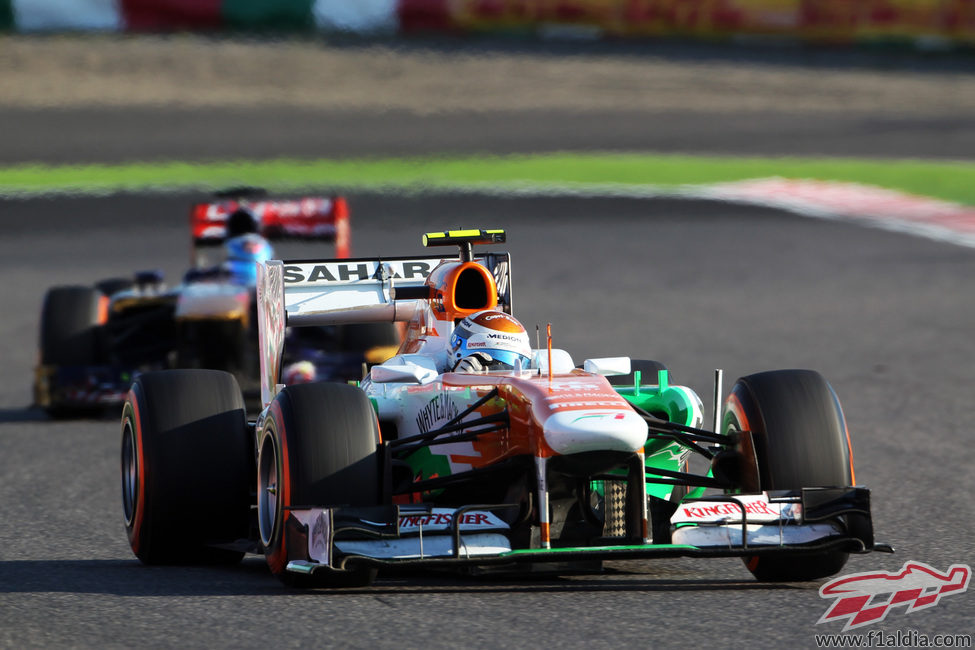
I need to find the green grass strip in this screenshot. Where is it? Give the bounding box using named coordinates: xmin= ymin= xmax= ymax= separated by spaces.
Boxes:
xmin=1 ymin=152 xmax=973 ymax=205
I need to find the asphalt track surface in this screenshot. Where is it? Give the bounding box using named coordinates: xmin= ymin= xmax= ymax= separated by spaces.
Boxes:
xmin=3 ymin=39 xmax=975 ymax=163
xmin=2 ymin=42 xmax=975 ymax=650
xmin=5 ymin=105 xmax=975 ymax=163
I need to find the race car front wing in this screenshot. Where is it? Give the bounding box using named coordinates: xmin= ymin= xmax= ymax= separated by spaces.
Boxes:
xmin=282 ymin=487 xmax=890 ymax=576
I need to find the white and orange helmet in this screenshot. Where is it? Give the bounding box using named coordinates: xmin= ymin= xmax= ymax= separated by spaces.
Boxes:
xmin=449 ymin=310 xmax=532 ymax=370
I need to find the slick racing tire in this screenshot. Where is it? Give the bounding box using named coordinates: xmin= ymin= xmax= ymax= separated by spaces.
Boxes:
xmin=38 ymin=286 xmax=106 ymax=417
xmin=606 ymin=359 xmax=672 ymax=386
xmin=121 ymin=369 xmax=251 ymax=565
xmin=723 ymin=369 xmax=854 ymax=582
xmin=258 ymin=382 xmax=382 ymax=588
xmin=40 ymin=286 xmax=104 ymax=367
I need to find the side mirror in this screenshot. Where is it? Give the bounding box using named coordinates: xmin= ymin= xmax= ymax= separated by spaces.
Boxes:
xmin=532 ymin=349 xmax=575 ymax=374
xmin=583 ymin=357 xmax=631 ymax=377
xmin=371 ymin=364 xmax=438 ymax=385
xmin=370 ymin=354 xmax=440 ymax=384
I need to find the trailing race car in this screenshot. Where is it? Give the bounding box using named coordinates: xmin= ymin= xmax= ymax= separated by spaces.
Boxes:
xmin=120 ymin=229 xmax=889 ymax=587
xmin=35 ymin=191 xmax=398 ymax=417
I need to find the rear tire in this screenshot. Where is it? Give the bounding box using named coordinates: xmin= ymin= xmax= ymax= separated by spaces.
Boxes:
xmin=121 ymin=369 xmax=251 ymax=565
xmin=723 ymin=369 xmax=853 ymax=581
xmin=258 ymin=382 xmax=382 ymax=588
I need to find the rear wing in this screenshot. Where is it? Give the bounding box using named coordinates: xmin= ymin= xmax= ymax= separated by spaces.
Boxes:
xmin=256 ymin=252 xmax=512 ymax=405
xmin=190 ymin=196 xmax=350 ymax=262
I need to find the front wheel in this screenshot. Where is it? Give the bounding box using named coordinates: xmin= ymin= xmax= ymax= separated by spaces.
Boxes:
xmin=122 ymin=369 xmax=251 ymax=564
xmin=258 ymin=382 xmax=382 ymax=587
xmin=37 ymin=286 xmax=106 ymax=417
xmin=723 ymin=369 xmax=854 ymax=582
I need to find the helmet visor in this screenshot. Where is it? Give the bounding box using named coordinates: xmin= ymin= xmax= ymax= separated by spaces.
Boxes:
xmin=485 ymin=349 xmax=532 ymax=370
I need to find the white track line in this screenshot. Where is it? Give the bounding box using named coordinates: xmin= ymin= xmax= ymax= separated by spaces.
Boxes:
xmin=3 ymin=177 xmax=973 ymax=249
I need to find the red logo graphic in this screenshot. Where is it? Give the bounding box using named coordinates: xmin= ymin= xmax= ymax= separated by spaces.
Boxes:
xmin=818 ymin=561 xmax=971 ymax=631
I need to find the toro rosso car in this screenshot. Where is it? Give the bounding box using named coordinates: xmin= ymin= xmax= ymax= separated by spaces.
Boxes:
xmin=35 ymin=192 xmax=398 ymax=417
xmin=121 ymin=229 xmax=889 ymax=587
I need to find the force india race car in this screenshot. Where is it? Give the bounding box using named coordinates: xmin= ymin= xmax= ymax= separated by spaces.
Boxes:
xmin=121 ymin=229 xmax=889 ymax=587
xmin=34 ymin=192 xmax=399 ymax=416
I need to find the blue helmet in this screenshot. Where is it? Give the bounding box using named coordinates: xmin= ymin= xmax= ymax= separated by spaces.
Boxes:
xmin=449 ymin=310 xmax=533 ymax=370
xmin=224 ymin=233 xmax=273 ymax=285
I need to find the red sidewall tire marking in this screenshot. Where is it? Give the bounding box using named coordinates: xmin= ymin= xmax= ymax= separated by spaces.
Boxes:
xmin=843 ymin=417 xmax=856 ymax=486
xmin=725 ymin=391 xmax=750 ymax=433
xmin=125 ymin=387 xmax=147 ymax=555
xmin=265 ymin=400 xmax=293 ymax=576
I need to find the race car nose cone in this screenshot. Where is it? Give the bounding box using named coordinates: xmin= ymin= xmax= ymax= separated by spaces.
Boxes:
xmin=543 ymin=410 xmax=648 ymax=455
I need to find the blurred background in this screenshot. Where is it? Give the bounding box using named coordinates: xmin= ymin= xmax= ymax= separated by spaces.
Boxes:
xmin=3 ymin=0 xmax=975 ymax=166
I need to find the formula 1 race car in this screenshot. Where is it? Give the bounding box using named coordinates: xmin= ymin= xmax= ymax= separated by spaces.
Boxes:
xmin=35 ymin=191 xmax=398 ymax=417
xmin=120 ymin=229 xmax=889 ymax=587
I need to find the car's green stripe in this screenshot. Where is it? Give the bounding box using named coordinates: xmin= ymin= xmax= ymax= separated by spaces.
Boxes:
xmin=1 ymin=152 xmax=973 ymax=205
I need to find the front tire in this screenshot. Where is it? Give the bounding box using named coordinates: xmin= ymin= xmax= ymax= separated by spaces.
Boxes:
xmin=40 ymin=286 xmax=104 ymax=366
xmin=258 ymin=382 xmax=382 ymax=587
xmin=37 ymin=286 xmax=106 ymax=417
xmin=723 ymin=369 xmax=854 ymax=582
xmin=121 ymin=369 xmax=251 ymax=565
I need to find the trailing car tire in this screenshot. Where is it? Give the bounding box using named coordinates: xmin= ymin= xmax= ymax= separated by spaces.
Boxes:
xmin=40 ymin=286 xmax=105 ymax=366
xmin=121 ymin=369 xmax=251 ymax=565
xmin=258 ymin=382 xmax=382 ymax=588
xmin=38 ymin=286 xmax=108 ymax=417
xmin=607 ymin=359 xmax=673 ymax=386
xmin=723 ymin=369 xmax=854 ymax=582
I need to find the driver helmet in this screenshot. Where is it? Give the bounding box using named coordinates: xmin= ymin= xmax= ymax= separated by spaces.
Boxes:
xmin=449 ymin=310 xmax=533 ymax=370
xmin=224 ymin=232 xmax=273 ymax=285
